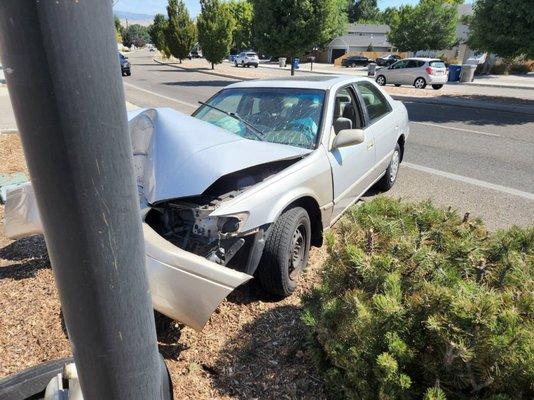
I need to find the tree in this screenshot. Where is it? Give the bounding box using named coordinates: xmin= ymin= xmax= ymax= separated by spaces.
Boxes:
xmin=366 ymin=43 xmax=374 ymax=52
xmin=122 ymin=24 xmax=150 ymax=48
xmin=388 ymin=0 xmax=458 ymax=52
xmin=197 ymin=0 xmax=235 ymax=69
xmin=164 ymin=0 xmax=196 ymax=63
xmin=348 ymin=0 xmax=380 ymax=23
xmin=149 ymin=14 xmax=170 ymax=57
xmin=468 ymin=0 xmax=534 ymax=72
xmin=114 ymin=16 xmax=123 ymax=43
xmin=223 ymin=0 xmax=254 ymax=53
xmin=251 ymin=0 xmax=347 ymax=75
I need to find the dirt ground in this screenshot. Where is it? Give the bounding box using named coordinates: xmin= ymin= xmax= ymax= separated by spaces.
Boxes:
xmin=0 ymin=133 xmax=329 ymax=399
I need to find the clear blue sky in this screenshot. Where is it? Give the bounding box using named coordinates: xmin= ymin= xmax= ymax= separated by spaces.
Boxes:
xmin=113 ymin=0 xmax=420 ymax=18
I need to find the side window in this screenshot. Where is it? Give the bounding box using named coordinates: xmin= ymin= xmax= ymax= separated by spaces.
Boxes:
xmin=355 ymin=82 xmax=391 ymax=124
xmin=391 ymin=60 xmax=408 ymax=69
xmin=332 ymin=87 xmax=363 ymax=133
xmin=407 ymin=60 xmax=424 ymax=68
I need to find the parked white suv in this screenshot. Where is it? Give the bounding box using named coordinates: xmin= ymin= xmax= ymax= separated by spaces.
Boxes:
xmin=235 ymin=51 xmax=259 ymax=68
xmin=375 ymin=58 xmax=448 ymax=90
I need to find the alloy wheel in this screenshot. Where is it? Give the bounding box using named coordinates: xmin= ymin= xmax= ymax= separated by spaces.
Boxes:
xmin=390 ymin=150 xmax=400 ymax=182
xmin=288 ymin=224 xmax=306 ymax=281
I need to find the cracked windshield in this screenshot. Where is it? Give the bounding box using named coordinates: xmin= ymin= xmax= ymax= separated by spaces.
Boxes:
xmin=194 ymin=88 xmax=324 ymax=149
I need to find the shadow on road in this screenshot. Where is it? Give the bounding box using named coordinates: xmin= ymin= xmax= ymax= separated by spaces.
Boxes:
xmin=404 ymin=96 xmax=534 ymax=127
xmin=162 ymin=80 xmax=235 ymax=87
xmin=208 ymin=304 xmax=326 ymax=400
xmin=0 ymin=235 xmax=50 ymax=280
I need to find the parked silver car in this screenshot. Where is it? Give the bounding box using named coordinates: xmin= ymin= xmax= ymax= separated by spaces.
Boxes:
xmin=235 ymin=51 xmax=259 ymax=68
xmin=5 ymin=76 xmax=409 ymax=330
xmin=375 ymin=58 xmax=448 ymax=89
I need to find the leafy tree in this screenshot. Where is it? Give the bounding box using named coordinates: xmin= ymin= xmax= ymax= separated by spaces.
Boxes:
xmin=348 ymin=0 xmax=380 ymax=23
xmin=114 ymin=16 xmax=123 ymax=43
xmin=251 ymin=0 xmax=347 ymax=75
xmin=165 ymin=0 xmax=196 ymax=63
xmin=366 ymin=43 xmax=374 ymax=52
xmin=468 ymin=0 xmax=534 ymax=72
xmin=223 ymin=0 xmax=254 ymax=53
xmin=122 ymin=24 xmax=150 ymax=48
xmin=149 ymin=14 xmax=172 ymax=57
xmin=388 ymin=0 xmax=458 ymax=52
xmin=197 ymin=0 xmax=235 ymax=69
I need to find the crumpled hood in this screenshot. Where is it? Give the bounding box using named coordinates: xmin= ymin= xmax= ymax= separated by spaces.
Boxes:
xmin=128 ymin=108 xmax=311 ymax=204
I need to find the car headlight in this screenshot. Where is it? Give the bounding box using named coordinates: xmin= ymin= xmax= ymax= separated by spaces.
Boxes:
xmin=192 ymin=211 xmax=250 ymax=237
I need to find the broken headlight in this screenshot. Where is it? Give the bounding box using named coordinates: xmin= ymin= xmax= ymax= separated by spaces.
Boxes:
xmin=192 ymin=211 xmax=249 ymax=238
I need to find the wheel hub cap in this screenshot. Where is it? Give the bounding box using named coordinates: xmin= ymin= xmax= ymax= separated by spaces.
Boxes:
xmin=289 ymin=225 xmax=306 ymax=281
xmin=390 ymin=150 xmax=400 ymax=182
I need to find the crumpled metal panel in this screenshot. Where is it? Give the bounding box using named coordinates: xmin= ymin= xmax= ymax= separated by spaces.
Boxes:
xmin=128 ymin=108 xmax=312 ymax=204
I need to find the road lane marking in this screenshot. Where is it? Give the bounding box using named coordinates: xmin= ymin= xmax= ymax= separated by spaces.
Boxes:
xmin=402 ymin=162 xmax=534 ymax=201
xmin=123 ymin=81 xmax=197 ymax=108
xmin=411 ymin=121 xmax=501 ymax=138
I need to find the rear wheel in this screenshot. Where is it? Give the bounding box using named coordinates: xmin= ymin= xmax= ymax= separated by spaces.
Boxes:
xmin=394 ymin=84 xmax=401 ymax=87
xmin=258 ymin=207 xmax=311 ymax=297
xmin=234 ymin=61 xmax=238 ymax=67
xmin=414 ymin=77 xmax=427 ymax=89
xmin=351 ymin=62 xmax=356 ymax=68
xmin=376 ymin=144 xmax=401 ymax=191
xmin=432 ymin=84 xmax=443 ymax=90
xmin=376 ymin=75 xmax=386 ymax=86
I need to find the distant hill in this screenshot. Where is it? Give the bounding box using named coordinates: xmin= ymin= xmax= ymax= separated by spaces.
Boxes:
xmin=114 ymin=10 xmax=154 ymax=27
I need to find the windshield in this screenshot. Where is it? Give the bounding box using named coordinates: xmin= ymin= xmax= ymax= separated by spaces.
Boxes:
xmin=193 ymin=88 xmax=325 ymax=149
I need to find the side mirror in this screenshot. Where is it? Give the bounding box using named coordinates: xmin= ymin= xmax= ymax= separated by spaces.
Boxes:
xmin=332 ymin=128 xmax=365 ymax=149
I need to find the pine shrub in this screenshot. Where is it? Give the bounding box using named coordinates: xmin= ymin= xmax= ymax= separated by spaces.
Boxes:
xmin=302 ymin=198 xmax=533 ymax=399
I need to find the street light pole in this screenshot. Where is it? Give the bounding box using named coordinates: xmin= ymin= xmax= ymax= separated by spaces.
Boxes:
xmin=0 ymin=1 xmax=172 ymax=399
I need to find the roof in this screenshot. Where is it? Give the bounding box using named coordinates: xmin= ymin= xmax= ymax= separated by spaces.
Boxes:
xmin=329 ymin=34 xmax=392 ymax=49
xmin=225 ymin=75 xmax=372 ymax=90
xmin=404 ymin=57 xmax=442 ymax=62
xmin=347 ymin=23 xmax=390 ymax=34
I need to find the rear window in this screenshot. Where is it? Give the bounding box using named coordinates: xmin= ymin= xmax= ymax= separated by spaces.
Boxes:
xmin=246 ymin=53 xmax=257 ymax=57
xmin=429 ymin=60 xmax=446 ymax=68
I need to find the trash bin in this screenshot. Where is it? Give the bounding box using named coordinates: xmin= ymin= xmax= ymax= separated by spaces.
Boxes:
xmin=448 ymin=64 xmax=462 ymax=82
xmin=368 ymin=62 xmax=377 ymax=77
xmin=292 ymin=58 xmax=300 ymax=70
xmin=460 ymin=64 xmax=477 ymax=83
xmin=279 ymin=57 xmax=287 ymax=68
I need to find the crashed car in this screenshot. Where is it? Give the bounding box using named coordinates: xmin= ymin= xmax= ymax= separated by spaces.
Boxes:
xmin=4 ymin=76 xmax=409 ymax=330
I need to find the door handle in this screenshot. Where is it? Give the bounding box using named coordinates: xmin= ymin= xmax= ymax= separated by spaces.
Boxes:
xmin=367 ymin=141 xmax=374 ymax=150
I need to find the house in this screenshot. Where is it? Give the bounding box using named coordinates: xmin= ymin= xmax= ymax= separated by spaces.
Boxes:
xmin=326 ymin=24 xmax=394 ymax=63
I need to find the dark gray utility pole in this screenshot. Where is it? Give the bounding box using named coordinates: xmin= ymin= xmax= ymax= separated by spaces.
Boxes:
xmin=0 ymin=1 xmax=172 ymax=399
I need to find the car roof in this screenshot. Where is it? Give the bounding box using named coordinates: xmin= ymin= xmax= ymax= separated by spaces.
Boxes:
xmin=225 ymin=75 xmax=373 ymax=90
xmin=404 ymin=57 xmax=442 ymax=62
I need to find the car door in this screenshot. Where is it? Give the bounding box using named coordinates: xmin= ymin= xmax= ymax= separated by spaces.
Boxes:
xmin=404 ymin=60 xmax=424 ymax=85
xmin=327 ymin=85 xmax=376 ymax=220
xmin=386 ymin=59 xmax=409 ymax=84
xmin=355 ymin=81 xmax=396 ymax=171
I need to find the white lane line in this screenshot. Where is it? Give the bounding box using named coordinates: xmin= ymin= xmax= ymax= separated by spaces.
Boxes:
xmin=412 ymin=121 xmax=501 ymax=138
xmin=403 ymin=162 xmax=534 ymax=201
xmin=123 ymin=81 xmax=197 ymax=109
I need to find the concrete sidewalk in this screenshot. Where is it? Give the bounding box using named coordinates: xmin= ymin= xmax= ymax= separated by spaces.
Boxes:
xmin=464 ymin=73 xmax=534 ymax=91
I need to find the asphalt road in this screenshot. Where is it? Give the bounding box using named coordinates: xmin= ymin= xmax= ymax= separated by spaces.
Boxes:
xmin=123 ymin=51 xmax=534 ymax=230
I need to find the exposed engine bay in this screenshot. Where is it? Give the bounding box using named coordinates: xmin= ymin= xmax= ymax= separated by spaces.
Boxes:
xmin=145 ymin=158 xmax=299 ymax=269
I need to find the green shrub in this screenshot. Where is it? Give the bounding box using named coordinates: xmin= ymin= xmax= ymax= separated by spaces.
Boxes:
xmin=302 ymin=198 xmax=533 ymax=399
xmin=509 ymin=63 xmax=532 ymax=74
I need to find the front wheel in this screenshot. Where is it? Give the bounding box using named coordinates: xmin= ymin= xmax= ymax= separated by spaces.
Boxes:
xmin=375 ymin=143 xmax=401 ymax=191
xmin=376 ymin=75 xmax=386 ymax=86
xmin=414 ymin=77 xmax=427 ymax=89
xmin=394 ymin=84 xmax=401 ymax=87
xmin=258 ymin=207 xmax=311 ymax=297
xmin=234 ymin=61 xmax=238 ymax=67
xmin=432 ymin=84 xmax=443 ymax=90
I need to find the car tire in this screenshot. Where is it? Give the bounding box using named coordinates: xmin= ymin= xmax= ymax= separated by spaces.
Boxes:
xmin=376 ymin=143 xmax=401 ymax=191
xmin=394 ymin=84 xmax=401 ymax=87
xmin=258 ymin=207 xmax=311 ymax=297
xmin=126 ymin=72 xmax=131 ymax=76
xmin=414 ymin=77 xmax=427 ymax=89
xmin=432 ymin=84 xmax=443 ymax=90
xmin=376 ymin=75 xmax=386 ymax=86
xmin=254 ymin=64 xmax=258 ymax=68
xmin=351 ymin=63 xmax=356 ymax=68
xmin=234 ymin=61 xmax=238 ymax=67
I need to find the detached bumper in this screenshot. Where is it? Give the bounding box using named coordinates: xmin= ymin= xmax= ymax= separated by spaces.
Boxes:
xmin=3 ymin=183 xmax=252 ymax=330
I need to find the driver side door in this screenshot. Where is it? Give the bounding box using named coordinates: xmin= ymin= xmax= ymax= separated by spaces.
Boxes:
xmin=327 ymin=85 xmax=376 ymax=220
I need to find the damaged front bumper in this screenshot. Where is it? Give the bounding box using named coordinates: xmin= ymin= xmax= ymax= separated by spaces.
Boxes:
xmin=4 ymin=183 xmax=251 ymax=330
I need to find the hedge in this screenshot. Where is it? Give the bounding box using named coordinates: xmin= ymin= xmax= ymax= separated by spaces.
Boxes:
xmin=302 ymin=198 xmax=533 ymax=399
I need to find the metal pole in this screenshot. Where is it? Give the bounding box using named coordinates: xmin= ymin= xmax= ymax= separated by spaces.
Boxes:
xmin=0 ymin=1 xmax=172 ymax=399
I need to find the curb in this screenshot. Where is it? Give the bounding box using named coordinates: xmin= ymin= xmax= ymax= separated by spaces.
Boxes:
xmin=392 ymin=94 xmax=534 ymax=115
xmin=464 ymin=81 xmax=534 ymax=91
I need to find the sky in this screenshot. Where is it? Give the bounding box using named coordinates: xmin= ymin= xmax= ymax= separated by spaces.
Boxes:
xmin=113 ymin=0 xmax=420 ymax=18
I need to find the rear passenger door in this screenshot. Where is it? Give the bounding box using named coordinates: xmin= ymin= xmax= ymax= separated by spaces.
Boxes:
xmin=403 ymin=60 xmax=425 ymax=84
xmin=354 ymin=81 xmax=396 ymax=171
